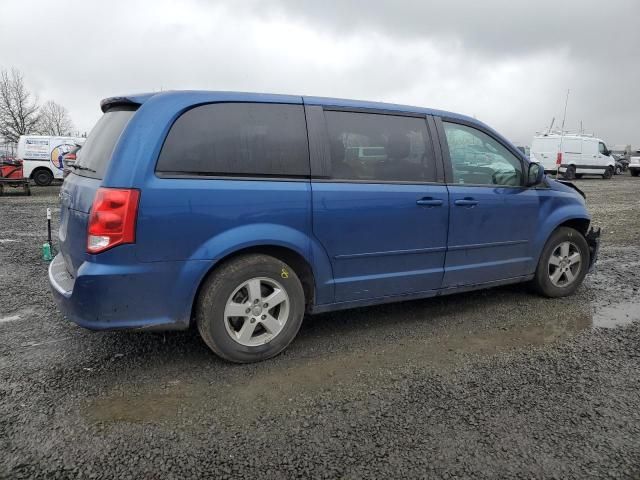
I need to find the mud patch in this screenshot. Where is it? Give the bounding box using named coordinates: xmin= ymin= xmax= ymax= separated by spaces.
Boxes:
xmin=85 ymin=304 xmax=593 ymax=425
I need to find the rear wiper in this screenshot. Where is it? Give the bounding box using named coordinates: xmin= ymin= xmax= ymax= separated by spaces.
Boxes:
xmin=74 ymin=165 xmax=97 ymax=173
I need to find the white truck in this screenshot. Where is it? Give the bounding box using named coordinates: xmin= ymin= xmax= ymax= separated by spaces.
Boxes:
xmin=530 ymin=133 xmax=616 ymax=180
xmin=17 ymin=135 xmax=84 ymax=186
xmin=629 ymin=151 xmax=640 ymax=177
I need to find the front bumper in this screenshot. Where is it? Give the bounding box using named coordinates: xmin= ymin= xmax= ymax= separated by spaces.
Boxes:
xmin=585 ymin=227 xmax=601 ymax=273
xmin=48 ymin=252 xmax=211 ymax=331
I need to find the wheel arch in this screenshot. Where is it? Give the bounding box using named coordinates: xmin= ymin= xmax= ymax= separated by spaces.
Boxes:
xmin=189 ymin=244 xmax=319 ymax=327
xmin=30 ymin=166 xmax=53 ymax=178
xmin=532 ymin=210 xmax=591 ymax=271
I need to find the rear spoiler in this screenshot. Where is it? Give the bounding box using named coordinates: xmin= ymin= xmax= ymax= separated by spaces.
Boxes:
xmin=100 ymin=92 xmax=157 ymax=113
xmin=100 ymin=97 xmax=141 ymax=113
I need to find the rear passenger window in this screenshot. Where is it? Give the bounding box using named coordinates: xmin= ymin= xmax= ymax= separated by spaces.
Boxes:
xmin=157 ymin=103 xmax=309 ymax=177
xmin=324 ymin=111 xmax=434 ymax=182
xmin=443 ymin=122 xmax=523 ymax=187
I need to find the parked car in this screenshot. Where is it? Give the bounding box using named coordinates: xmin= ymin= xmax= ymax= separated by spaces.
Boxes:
xmin=49 ymin=91 xmax=600 ymax=363
xmin=630 ymin=152 xmax=640 ymax=177
xmin=530 ymin=134 xmax=616 ymax=179
xmin=62 ymin=144 xmax=82 ymax=178
xmin=17 ymin=135 xmax=85 ymax=186
xmin=612 ymin=153 xmax=629 ymax=173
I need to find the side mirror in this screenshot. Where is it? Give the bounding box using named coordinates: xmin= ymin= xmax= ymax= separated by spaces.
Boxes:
xmin=527 ymin=162 xmax=544 ymax=186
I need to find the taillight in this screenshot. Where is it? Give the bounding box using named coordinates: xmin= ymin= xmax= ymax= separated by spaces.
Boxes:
xmin=556 ymin=152 xmax=563 ymax=165
xmin=87 ymin=188 xmax=140 ymax=253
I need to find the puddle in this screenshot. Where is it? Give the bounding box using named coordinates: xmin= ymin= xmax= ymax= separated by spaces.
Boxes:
xmin=89 ymin=388 xmax=186 ymax=424
xmin=592 ymin=302 xmax=640 ymax=329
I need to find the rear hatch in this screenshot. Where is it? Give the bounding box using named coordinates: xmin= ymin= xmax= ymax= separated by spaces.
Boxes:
xmin=58 ymin=108 xmax=136 ymax=276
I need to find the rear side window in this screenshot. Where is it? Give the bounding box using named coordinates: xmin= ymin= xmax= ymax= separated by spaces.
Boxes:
xmin=156 ymin=103 xmax=309 ymax=177
xmin=324 ymin=110 xmax=434 ymax=182
xmin=74 ymin=108 xmax=135 ymax=179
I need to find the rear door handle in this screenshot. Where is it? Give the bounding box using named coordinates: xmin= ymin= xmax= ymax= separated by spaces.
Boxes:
xmin=416 ymin=198 xmax=443 ymax=207
xmin=454 ymin=198 xmax=478 ymax=207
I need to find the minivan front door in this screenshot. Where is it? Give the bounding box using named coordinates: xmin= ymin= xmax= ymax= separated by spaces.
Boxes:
xmin=438 ymin=120 xmax=540 ymax=287
xmin=307 ymin=107 xmax=449 ymax=303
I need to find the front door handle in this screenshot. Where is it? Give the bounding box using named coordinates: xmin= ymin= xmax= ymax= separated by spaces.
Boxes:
xmin=454 ymin=198 xmax=478 ymax=207
xmin=416 ymin=198 xmax=443 ymax=207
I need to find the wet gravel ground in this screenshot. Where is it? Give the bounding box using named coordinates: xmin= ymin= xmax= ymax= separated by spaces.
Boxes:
xmin=1 ymin=175 xmax=639 ymax=479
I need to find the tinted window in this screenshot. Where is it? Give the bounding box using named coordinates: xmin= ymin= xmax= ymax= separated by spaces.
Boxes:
xmin=157 ymin=103 xmax=309 ymax=176
xmin=74 ymin=108 xmax=135 ymax=179
xmin=324 ymin=111 xmax=434 ymax=182
xmin=443 ymin=122 xmax=523 ymax=186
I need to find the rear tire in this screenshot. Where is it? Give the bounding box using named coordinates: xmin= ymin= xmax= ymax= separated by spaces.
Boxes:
xmin=532 ymin=227 xmax=590 ymax=298
xmin=33 ymin=169 xmax=53 ymax=186
xmin=631 ymin=170 xmax=640 ymax=177
xmin=563 ymin=165 xmax=576 ymax=180
xmin=196 ymin=254 xmax=305 ymax=363
xmin=602 ymin=167 xmax=613 ymax=179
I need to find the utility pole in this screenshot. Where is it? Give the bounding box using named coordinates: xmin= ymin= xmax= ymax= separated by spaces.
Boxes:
xmin=556 ymin=89 xmax=570 ymax=179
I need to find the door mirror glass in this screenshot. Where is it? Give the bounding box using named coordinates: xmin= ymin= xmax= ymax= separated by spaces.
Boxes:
xmin=527 ymin=162 xmax=544 ymax=186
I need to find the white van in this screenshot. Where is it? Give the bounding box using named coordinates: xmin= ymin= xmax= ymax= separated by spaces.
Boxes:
xmin=530 ymin=134 xmax=616 ymax=179
xmin=17 ymin=135 xmax=84 ymax=186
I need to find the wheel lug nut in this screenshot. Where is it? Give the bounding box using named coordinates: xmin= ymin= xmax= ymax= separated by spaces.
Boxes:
xmin=245 ymin=308 xmax=250 ymax=314
xmin=261 ymin=315 xmax=266 ymax=320
xmin=263 ymin=303 xmax=268 ymax=308
xmin=254 ymin=299 xmax=259 ymax=304
xmin=250 ymin=318 xmax=256 ymax=323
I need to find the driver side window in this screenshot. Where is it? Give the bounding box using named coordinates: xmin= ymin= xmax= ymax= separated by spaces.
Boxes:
xmin=598 ymin=142 xmax=607 ymax=155
xmin=443 ymin=122 xmax=523 ymax=186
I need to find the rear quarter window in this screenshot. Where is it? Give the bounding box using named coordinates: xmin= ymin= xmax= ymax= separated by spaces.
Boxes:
xmin=74 ymin=108 xmax=136 ymax=179
xmin=156 ymin=103 xmax=309 ymax=177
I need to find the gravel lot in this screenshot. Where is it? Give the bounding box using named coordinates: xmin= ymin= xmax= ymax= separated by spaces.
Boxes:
xmin=1 ymin=175 xmax=639 ymax=479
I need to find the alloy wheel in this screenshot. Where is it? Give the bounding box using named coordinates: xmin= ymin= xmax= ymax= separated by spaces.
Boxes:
xmin=548 ymin=241 xmax=582 ymax=287
xmin=223 ymin=277 xmax=290 ymax=347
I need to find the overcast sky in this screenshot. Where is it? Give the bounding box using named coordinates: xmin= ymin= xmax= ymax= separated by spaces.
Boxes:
xmin=1 ymin=0 xmax=638 ymax=146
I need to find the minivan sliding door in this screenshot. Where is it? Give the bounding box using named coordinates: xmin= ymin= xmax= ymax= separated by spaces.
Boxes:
xmin=305 ymin=105 xmax=449 ymax=303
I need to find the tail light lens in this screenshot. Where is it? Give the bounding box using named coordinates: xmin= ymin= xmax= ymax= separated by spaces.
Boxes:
xmin=87 ymin=188 xmax=140 ymax=253
xmin=556 ymin=152 xmax=563 ymax=165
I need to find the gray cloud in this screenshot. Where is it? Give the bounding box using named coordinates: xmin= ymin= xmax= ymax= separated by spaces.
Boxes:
xmin=1 ymin=0 xmax=638 ymax=146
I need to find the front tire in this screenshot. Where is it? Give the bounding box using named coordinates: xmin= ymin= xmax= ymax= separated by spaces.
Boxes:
xmin=602 ymin=167 xmax=613 ymax=179
xmin=563 ymin=165 xmax=576 ymax=180
xmin=533 ymin=227 xmax=590 ymax=298
xmin=631 ymin=169 xmax=640 ymax=177
xmin=196 ymin=254 xmax=305 ymax=363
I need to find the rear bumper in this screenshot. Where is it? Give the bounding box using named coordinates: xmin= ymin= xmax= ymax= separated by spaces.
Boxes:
xmin=585 ymin=227 xmax=601 ymax=273
xmin=48 ymin=253 xmax=211 ymax=331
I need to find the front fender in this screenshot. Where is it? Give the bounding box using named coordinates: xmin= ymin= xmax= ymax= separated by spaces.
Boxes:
xmin=190 ymin=223 xmax=334 ymax=305
xmin=532 ymin=205 xmax=590 ymax=265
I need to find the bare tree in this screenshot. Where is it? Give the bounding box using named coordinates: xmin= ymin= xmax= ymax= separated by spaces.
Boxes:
xmin=0 ymin=68 xmax=40 ymax=143
xmin=40 ymin=100 xmax=74 ymax=136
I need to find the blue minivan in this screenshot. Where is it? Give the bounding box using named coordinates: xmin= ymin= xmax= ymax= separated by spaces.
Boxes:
xmin=49 ymin=91 xmax=600 ymax=363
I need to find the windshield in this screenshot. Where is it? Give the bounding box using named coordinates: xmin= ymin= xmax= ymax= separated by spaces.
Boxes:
xmin=74 ymin=108 xmax=136 ymax=179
